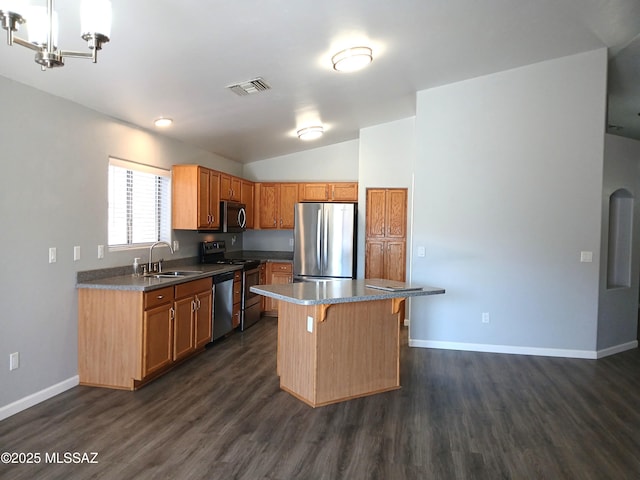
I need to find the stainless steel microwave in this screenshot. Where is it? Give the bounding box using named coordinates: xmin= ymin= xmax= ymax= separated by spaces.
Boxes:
xmin=220 ymin=201 xmax=247 ymax=232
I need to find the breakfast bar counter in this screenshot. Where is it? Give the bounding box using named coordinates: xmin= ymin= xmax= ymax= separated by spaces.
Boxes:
xmin=250 ymin=279 xmax=445 ymax=407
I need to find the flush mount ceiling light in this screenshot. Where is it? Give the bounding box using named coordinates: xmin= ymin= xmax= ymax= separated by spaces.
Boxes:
xmin=0 ymin=0 xmax=111 ymax=70
xmin=154 ymin=117 xmax=173 ymax=128
xmin=297 ymin=125 xmax=324 ymax=141
xmin=331 ymin=46 xmax=373 ymax=72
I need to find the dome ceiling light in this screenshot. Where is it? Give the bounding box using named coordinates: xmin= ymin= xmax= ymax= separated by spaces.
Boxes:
xmin=331 ymin=46 xmax=373 ymax=72
xmin=154 ymin=117 xmax=173 ymax=128
xmin=297 ymin=125 xmax=324 ymax=141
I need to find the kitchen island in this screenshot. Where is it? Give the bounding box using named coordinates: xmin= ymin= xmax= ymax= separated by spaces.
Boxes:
xmin=250 ymin=279 xmax=445 ymax=407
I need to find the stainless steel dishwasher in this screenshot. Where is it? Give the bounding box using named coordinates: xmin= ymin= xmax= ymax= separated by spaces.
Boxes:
xmin=212 ymin=271 xmax=235 ymax=341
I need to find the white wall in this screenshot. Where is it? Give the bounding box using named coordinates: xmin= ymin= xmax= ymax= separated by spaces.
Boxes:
xmin=242 ymin=140 xmax=359 ymax=251
xmin=358 ymin=117 xmax=416 ymax=279
xmin=0 ymin=76 xmax=242 ymax=418
xmin=597 ymin=134 xmax=640 ymax=351
xmin=410 ymin=49 xmax=608 ymax=356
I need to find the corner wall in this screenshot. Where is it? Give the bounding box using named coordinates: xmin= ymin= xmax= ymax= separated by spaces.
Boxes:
xmin=411 ymin=49 xmax=608 ymax=356
xmin=597 ymin=134 xmax=640 ymax=353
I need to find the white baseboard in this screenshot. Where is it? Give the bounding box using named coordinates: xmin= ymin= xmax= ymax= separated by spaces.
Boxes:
xmin=408 ymin=339 xmax=601 ymax=359
xmin=596 ymin=340 xmax=638 ymax=358
xmin=0 ymin=376 xmax=79 ymax=422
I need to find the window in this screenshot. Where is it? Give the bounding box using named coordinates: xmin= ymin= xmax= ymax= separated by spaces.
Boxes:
xmin=108 ymin=157 xmax=171 ymax=248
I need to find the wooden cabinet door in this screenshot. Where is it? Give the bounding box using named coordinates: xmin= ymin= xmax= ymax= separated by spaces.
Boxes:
xmin=366 ymin=189 xmax=387 ymax=237
xmin=386 ymin=189 xmax=407 ymax=238
xmin=386 ymin=241 xmax=406 ymax=282
xmin=197 ymin=167 xmax=212 ymax=229
xmin=331 ymin=183 xmax=358 ymax=201
xmin=208 ymin=170 xmax=221 ymax=229
xmin=300 ymin=183 xmax=328 ymax=201
xmin=220 ymin=173 xmax=241 ymax=201
xmin=279 ymin=183 xmax=298 ymax=229
xmin=266 ymin=271 xmax=292 ymax=312
xmin=241 ymin=180 xmax=255 ymax=229
xmin=142 ymin=303 xmax=174 ymax=378
xmin=173 ymin=296 xmax=195 ymax=361
xmin=220 ymin=173 xmax=232 ymax=201
xmin=257 ymin=183 xmax=278 ymax=229
xmin=194 ymin=289 xmax=212 ymax=349
xmin=365 ymin=240 xmax=386 ymax=279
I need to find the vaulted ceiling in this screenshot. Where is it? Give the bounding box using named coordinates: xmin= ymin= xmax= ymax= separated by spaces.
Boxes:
xmin=1 ymin=0 xmax=639 ymax=163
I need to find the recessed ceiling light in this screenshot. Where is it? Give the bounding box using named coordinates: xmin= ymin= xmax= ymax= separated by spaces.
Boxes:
xmin=297 ymin=125 xmax=324 ymax=140
xmin=154 ymin=117 xmax=173 ymax=127
xmin=331 ymin=46 xmax=373 ymax=72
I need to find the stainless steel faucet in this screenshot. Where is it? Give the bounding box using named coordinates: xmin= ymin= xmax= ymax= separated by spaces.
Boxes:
xmin=149 ymin=241 xmax=174 ymax=272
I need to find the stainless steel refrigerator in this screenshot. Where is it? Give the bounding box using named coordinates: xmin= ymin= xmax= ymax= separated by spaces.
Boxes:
xmin=293 ymin=202 xmax=357 ymax=281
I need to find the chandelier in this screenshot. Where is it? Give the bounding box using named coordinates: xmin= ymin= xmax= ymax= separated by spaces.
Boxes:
xmin=0 ymin=0 xmax=111 ymax=70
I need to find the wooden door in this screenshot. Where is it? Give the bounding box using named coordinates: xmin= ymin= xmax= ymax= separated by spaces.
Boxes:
xmin=365 ymin=188 xmax=407 ymax=282
xmin=366 ymin=189 xmax=387 ymax=237
xmin=173 ymin=296 xmax=195 ymax=361
xmin=240 ymin=180 xmax=255 ymax=229
xmin=279 ymin=183 xmax=298 ymax=229
xmin=208 ymin=170 xmax=220 ymax=229
xmin=331 ymin=183 xmax=358 ymax=201
xmin=197 ymin=168 xmax=212 ymax=229
xmin=142 ymin=304 xmax=174 ymax=378
xmin=386 ymin=241 xmax=406 ymax=282
xmin=386 ymin=189 xmax=407 ymax=238
xmin=257 ymin=183 xmax=278 ymax=229
xmin=300 ymin=183 xmax=328 ymax=201
xmin=194 ymin=290 xmax=213 ymax=348
xmin=365 ymin=240 xmax=386 ymax=279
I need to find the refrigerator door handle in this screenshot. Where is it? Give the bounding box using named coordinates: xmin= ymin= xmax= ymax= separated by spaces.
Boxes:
xmin=323 ymin=206 xmax=329 ymax=272
xmin=317 ymin=207 xmax=322 ymax=271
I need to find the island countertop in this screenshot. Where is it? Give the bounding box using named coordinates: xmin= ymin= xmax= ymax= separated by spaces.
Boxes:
xmin=250 ymin=279 xmax=445 ymax=306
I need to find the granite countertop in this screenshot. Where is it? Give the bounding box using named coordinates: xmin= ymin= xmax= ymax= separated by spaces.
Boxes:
xmin=250 ymin=279 xmax=445 ymax=306
xmin=76 ymin=264 xmax=241 ymax=292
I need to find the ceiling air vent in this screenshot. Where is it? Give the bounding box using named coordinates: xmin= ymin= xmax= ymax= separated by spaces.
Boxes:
xmin=226 ymin=77 xmax=272 ymax=96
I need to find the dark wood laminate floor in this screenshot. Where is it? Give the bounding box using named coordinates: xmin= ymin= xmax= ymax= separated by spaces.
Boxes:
xmin=1 ymin=316 xmax=640 ymax=480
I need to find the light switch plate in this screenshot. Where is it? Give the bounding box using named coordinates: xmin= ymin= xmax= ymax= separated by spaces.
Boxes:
xmin=74 ymin=246 xmax=81 ymax=261
xmin=97 ymin=245 xmax=105 ymax=259
xmin=580 ymin=251 xmax=593 ymax=263
xmin=307 ymin=316 xmax=313 ymax=333
xmin=49 ymin=247 xmax=57 ymax=263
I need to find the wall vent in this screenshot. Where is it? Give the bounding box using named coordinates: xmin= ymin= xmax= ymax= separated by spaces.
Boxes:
xmin=226 ymin=77 xmax=271 ymax=96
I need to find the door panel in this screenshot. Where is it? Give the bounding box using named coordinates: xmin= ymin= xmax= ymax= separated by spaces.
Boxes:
xmin=323 ymin=203 xmax=355 ymax=278
xmin=294 ymin=203 xmax=322 ymax=277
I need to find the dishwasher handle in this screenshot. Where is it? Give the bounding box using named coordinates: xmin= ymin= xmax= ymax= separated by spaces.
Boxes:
xmin=213 ymin=271 xmax=235 ymax=284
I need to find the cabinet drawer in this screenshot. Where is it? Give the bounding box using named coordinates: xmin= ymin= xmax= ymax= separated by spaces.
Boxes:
xmin=175 ymin=277 xmax=213 ymax=299
xmin=144 ymin=287 xmax=174 ymax=309
xmin=270 ymin=262 xmax=292 ymax=273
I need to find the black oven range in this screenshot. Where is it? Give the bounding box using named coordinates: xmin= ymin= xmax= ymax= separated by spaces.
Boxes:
xmin=200 ymin=241 xmax=262 ymax=333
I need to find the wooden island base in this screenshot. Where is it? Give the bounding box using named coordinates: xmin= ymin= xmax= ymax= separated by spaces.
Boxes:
xmin=277 ymin=298 xmax=403 ymax=407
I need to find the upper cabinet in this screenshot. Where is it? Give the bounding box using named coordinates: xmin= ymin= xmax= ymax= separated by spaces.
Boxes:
xmin=240 ymin=180 xmax=255 ymax=229
xmin=255 ymin=183 xmax=298 ymax=229
xmin=220 ymin=173 xmax=242 ymax=202
xmin=172 ymin=165 xmax=220 ymax=230
xmin=299 ymin=182 xmax=358 ymax=202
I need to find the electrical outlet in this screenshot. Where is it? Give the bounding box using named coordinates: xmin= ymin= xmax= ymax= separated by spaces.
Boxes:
xmin=482 ymin=312 xmax=490 ymax=324
xmin=307 ymin=316 xmax=314 ymax=333
xmin=173 ymin=240 xmax=180 ymax=252
xmin=10 ymin=352 xmax=19 ymax=371
xmin=49 ymin=247 xmax=57 ymax=263
xmin=289 ymin=238 xmax=294 ymax=247
xmin=74 ymin=246 xmax=81 ymax=261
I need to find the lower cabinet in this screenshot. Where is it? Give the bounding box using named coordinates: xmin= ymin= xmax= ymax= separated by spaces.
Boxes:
xmin=78 ymin=277 xmax=213 ymax=391
xmin=264 ymin=261 xmax=293 ymax=315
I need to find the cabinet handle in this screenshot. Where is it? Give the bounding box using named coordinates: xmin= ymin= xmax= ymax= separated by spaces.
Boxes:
xmin=170 ymin=307 xmax=175 ymax=320
xmin=191 ymin=300 xmax=197 ymax=312
xmin=157 ymin=295 xmax=164 ymax=299
xmin=196 ymin=298 xmax=201 ymax=309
